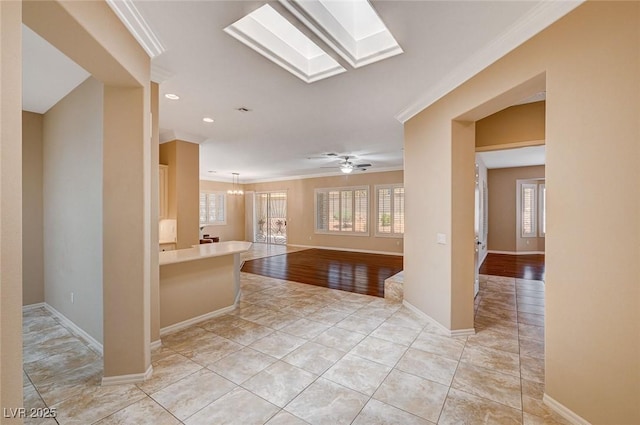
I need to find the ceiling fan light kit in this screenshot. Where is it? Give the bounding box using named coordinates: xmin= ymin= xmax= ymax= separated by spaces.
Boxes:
xmin=317 ymin=154 xmax=372 ymax=174
xmin=340 ymin=163 xmax=354 ymax=174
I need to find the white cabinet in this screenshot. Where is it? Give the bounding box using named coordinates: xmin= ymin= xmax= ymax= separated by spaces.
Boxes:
xmin=159 ymin=164 xmax=169 ymax=219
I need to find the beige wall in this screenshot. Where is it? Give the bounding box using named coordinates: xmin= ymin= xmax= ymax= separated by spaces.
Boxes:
xmin=476 ymin=101 xmax=545 ymax=148
xmin=200 ymin=180 xmax=245 ymax=242
xmin=405 ymin=2 xmax=639 ymax=423
xmin=1 ymin=0 xmax=24 ymax=417
xmin=160 ymin=142 xmax=177 ymax=216
xmin=450 ymin=121 xmax=475 ymax=330
xmin=43 ymin=77 xmax=104 ymax=344
xmin=22 ymin=111 xmax=44 ymax=306
xmin=160 ymin=255 xmax=235 ymax=329
xmin=24 ymin=0 xmax=153 ymax=380
xmin=487 ymin=166 xmax=545 ymax=253
xmin=150 ymin=82 xmax=160 ymax=344
xmin=102 ymin=84 xmax=151 ymax=378
xmin=244 ymin=170 xmax=404 ymax=254
xmin=160 ymin=140 xmax=199 ymax=249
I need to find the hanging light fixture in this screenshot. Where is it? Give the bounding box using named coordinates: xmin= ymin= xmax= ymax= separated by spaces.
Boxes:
xmin=227 ymin=172 xmax=244 ymax=195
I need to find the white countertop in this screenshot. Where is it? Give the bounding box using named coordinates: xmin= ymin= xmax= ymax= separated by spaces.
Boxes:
xmin=159 ymin=241 xmax=252 ymax=266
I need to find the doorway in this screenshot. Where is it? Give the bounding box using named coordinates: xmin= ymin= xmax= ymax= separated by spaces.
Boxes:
xmin=473 ymin=162 xmax=488 ymax=297
xmin=255 ymin=191 xmax=288 ymax=245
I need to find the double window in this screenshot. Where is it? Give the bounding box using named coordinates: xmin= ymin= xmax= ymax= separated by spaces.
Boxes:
xmin=314 ymin=184 xmax=405 ymax=237
xmin=199 ymin=191 xmax=226 ymax=225
xmin=315 ymin=187 xmax=369 ymax=234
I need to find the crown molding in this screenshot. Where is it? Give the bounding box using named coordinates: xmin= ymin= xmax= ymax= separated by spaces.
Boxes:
xmin=202 ymin=166 xmax=404 ymax=184
xmin=159 ymin=129 xmax=205 ymax=144
xmin=395 ymin=0 xmax=584 ymax=123
xmin=151 ymin=64 xmax=173 ymax=84
xmin=106 ymin=0 xmax=165 ymax=58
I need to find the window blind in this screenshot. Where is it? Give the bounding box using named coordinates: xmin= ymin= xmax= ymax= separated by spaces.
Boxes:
xmin=521 ymin=184 xmax=537 ymax=237
xmin=375 ymin=184 xmax=404 ymax=236
xmin=315 ymin=186 xmax=368 ymax=234
xmin=200 ymin=191 xmax=226 ymax=225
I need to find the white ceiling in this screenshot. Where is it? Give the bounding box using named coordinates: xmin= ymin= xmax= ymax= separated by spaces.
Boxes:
xmin=22 ymin=25 xmax=89 ymax=114
xmin=477 ymin=145 xmax=546 ymax=169
xmin=23 ymin=1 xmax=580 ymax=182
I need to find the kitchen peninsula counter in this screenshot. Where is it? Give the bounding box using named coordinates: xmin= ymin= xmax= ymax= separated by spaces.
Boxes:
xmin=159 ymin=241 xmax=252 ymax=334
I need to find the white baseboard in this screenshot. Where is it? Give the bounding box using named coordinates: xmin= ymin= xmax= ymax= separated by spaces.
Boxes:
xmin=543 ymin=394 xmax=592 ymax=425
xmin=451 ymin=328 xmax=476 ymax=337
xmin=288 ymin=244 xmax=403 ymax=257
xmin=160 ymin=304 xmax=236 ymax=337
xmin=479 ymin=250 xmax=488 ymax=266
xmin=402 ymin=300 xmax=475 ymax=337
xmin=150 ymin=340 xmax=162 ymax=350
xmin=22 ymin=302 xmax=45 ymax=311
xmin=44 ymin=303 xmax=104 ymax=356
xmin=488 ymin=250 xmax=545 ymax=255
xmin=102 ymin=364 xmax=153 ymax=386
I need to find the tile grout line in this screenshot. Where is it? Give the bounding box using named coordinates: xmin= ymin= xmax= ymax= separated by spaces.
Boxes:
xmin=515 ymin=278 xmax=526 ymax=425
xmin=435 ymin=326 xmax=469 ymax=425
xmin=27 ymin=268 xmax=550 ymax=425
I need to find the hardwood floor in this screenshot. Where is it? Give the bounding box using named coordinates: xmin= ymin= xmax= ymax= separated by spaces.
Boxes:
xmin=479 ymin=252 xmax=545 ymax=281
xmin=241 ymin=248 xmax=403 ymax=297
xmin=241 ymin=248 xmax=543 ymax=299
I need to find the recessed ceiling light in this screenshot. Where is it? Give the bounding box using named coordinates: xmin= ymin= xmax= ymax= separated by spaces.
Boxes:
xmin=164 ymin=93 xmax=180 ymax=100
xmin=224 ymin=4 xmax=345 ymax=83
xmin=280 ymin=0 xmax=403 ymax=68
xmin=207 ymin=170 xmax=216 ymax=173
xmin=203 ymin=117 xmax=214 ymax=123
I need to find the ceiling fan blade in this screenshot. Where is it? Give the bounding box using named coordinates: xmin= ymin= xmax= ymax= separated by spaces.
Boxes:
xmin=356 ymin=163 xmax=372 ymax=168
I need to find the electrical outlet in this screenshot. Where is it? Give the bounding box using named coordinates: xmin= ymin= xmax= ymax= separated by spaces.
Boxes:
xmin=70 ymin=292 xmax=74 ymax=304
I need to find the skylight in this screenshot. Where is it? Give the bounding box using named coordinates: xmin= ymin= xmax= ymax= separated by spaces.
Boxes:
xmin=224 ymin=4 xmax=345 ymax=83
xmin=279 ymin=0 xmax=403 ymax=68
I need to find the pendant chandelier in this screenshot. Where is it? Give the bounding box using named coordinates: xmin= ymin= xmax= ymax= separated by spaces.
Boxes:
xmin=227 ymin=172 xmax=244 ymax=195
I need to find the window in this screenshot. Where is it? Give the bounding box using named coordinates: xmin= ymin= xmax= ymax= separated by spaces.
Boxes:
xmin=375 ymin=184 xmax=404 ymax=237
xmin=315 ymin=186 xmax=368 ymax=234
xmin=199 ymin=191 xmax=226 ymax=225
xmin=521 ymin=183 xmax=537 ymax=237
xmin=539 ymin=183 xmax=546 ymax=237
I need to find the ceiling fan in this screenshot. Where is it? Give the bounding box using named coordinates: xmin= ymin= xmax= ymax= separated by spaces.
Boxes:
xmin=316 ymin=154 xmax=372 ymax=174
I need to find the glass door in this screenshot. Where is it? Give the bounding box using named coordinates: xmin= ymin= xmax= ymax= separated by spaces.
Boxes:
xmin=255 ymin=191 xmax=287 ymax=245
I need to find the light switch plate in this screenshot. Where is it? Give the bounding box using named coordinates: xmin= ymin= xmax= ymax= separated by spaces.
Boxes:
xmin=437 ymin=233 xmax=447 ymax=245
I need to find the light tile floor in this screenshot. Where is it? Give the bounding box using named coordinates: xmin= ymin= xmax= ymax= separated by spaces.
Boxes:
xmin=23 ymin=272 xmax=571 ymax=424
